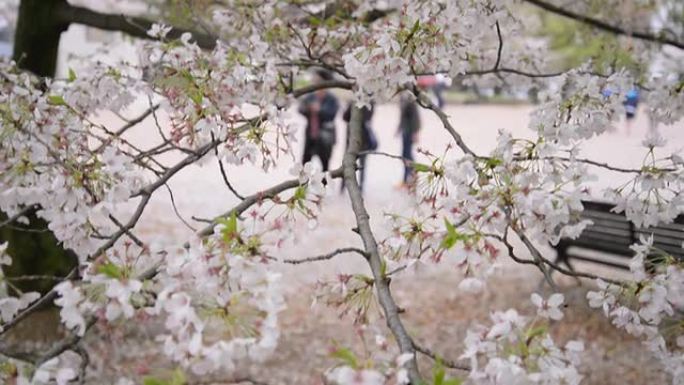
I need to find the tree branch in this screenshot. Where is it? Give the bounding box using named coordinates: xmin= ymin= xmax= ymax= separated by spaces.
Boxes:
xmin=523 ymin=0 xmax=684 ymax=50
xmin=342 ymin=106 xmax=422 ymax=384
xmin=282 ymin=247 xmax=367 ymax=264
xmin=54 ymin=1 xmax=217 ymax=49
xmin=413 ymin=342 xmax=470 ymax=371
xmin=197 ymin=167 xmax=344 ymax=237
xmin=414 ymin=90 xmax=478 ymax=158
xmin=0 ymin=268 xmax=78 ymax=337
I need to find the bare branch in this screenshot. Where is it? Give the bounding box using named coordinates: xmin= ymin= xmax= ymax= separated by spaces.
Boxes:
xmin=343 ymin=106 xmax=422 ymax=384
xmin=0 ymin=268 xmax=78 ymax=337
xmin=514 ymin=228 xmax=559 ymax=290
xmin=93 ymin=104 xmax=160 ymax=153
xmin=413 ymin=342 xmax=470 ymax=371
xmin=55 ymin=2 xmax=217 ymax=49
xmin=523 ymin=0 xmax=684 ymax=50
xmin=493 ymin=21 xmax=503 ymax=70
xmin=522 ymin=155 xmax=676 ymax=174
xmin=198 ymin=167 xmax=344 ymax=237
xmin=282 ymin=247 xmax=367 ymax=264
xmin=498 ymin=227 xmax=625 ymax=286
xmin=292 ymin=80 xmax=354 ymax=97
xmin=414 ymin=90 xmax=478 ymax=158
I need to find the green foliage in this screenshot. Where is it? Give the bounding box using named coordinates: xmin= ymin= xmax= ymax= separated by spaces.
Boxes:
xmin=217 ymin=211 xmax=239 ymax=243
xmin=331 ymin=346 xmax=360 ymax=369
xmin=441 ymin=218 xmax=468 ymax=250
xmin=431 ymin=359 xmax=463 ymax=385
xmin=97 ymin=261 xmax=124 ymax=279
xmin=143 ymin=368 xmax=186 ymax=385
xmin=47 ymin=95 xmax=67 ymax=106
xmin=68 ymin=68 xmax=77 ymax=82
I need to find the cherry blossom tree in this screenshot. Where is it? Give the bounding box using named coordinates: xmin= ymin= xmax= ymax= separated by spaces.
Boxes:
xmin=0 ymin=0 xmax=683 ymax=384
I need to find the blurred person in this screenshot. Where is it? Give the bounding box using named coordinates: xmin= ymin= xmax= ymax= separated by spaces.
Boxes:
xmin=341 ymin=100 xmax=377 ymax=193
xmin=396 ymin=92 xmax=421 ymax=187
xmin=624 ymin=87 xmax=639 ymax=134
xmin=298 ymin=69 xmax=339 ymax=172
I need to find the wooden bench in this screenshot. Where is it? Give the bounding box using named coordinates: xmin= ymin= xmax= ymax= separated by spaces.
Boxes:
xmin=553 ymin=200 xmax=684 ymax=271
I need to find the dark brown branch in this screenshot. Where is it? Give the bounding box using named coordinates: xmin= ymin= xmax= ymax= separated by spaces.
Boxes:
xmin=217 ymin=158 xmax=245 ymax=200
xmin=514 ymin=228 xmax=558 ymax=290
xmin=498 ymin=227 xmax=624 ymax=286
xmin=523 ymin=0 xmax=684 ymax=50
xmin=94 ymin=104 xmax=160 ymax=153
xmin=535 ymin=156 xmax=676 ymax=174
xmin=493 ymin=21 xmax=503 ymax=70
xmin=463 ymin=67 xmax=564 ymax=78
xmin=0 ymin=268 xmax=78 ymax=337
xmin=414 ymin=90 xmax=477 ymax=157
xmin=413 ymin=342 xmax=470 ymax=371
xmin=291 ymin=80 xmax=354 ymax=97
xmin=343 ymin=106 xmax=422 ymax=384
xmin=197 ymin=167 xmax=344 ymax=237
xmin=54 ymin=1 xmax=217 ymax=49
xmin=165 ymin=183 xmax=197 ymax=231
xmin=282 ymin=247 xmax=367 ymax=264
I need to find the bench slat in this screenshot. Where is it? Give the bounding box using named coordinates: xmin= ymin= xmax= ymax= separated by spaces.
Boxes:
xmin=553 ymin=200 xmax=683 ymax=271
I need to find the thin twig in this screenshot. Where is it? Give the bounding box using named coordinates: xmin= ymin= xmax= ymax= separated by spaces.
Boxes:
xmin=413 ymin=342 xmax=470 ymax=371
xmin=0 ymin=268 xmax=79 ymax=337
xmin=0 ymin=206 xmax=36 ymax=228
xmin=413 ymin=90 xmax=477 ymax=158
xmin=523 ymin=0 xmax=684 ymax=50
xmin=282 ymin=247 xmax=367 ymax=264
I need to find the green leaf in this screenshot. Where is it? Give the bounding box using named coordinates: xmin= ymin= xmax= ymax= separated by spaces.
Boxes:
xmin=170 ymin=368 xmax=186 ymax=385
xmin=484 ymin=157 xmax=502 ymax=169
xmin=433 ymin=362 xmax=446 ymax=385
xmin=47 ymin=95 xmax=67 ymax=106
xmin=525 ymin=325 xmax=548 ymax=341
xmin=218 ymin=212 xmax=238 ymax=242
xmin=293 ymin=185 xmax=307 ymax=200
xmin=413 ymin=163 xmax=431 ymax=173
xmin=68 ymin=68 xmax=77 ymax=82
xmin=440 ymin=218 xmax=466 ymax=250
xmin=331 ymin=347 xmax=359 ymax=369
xmin=432 ymin=359 xmax=462 ymax=385
xmin=143 ymin=377 xmax=169 ymax=385
xmin=97 ymin=262 xmax=123 ymax=279
xmin=189 ymin=89 xmax=203 ymax=105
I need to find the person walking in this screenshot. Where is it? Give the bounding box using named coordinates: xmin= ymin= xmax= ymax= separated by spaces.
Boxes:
xmin=298 ymin=70 xmax=339 ymax=172
xmin=397 ymin=92 xmax=421 ymax=187
xmin=341 ymin=101 xmax=377 ymax=193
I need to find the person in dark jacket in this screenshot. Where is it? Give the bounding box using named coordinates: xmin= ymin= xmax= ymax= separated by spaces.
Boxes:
xmin=298 ymin=70 xmax=340 ymax=172
xmin=341 ymin=101 xmax=377 ymax=193
xmin=397 ymin=92 xmax=420 ymax=185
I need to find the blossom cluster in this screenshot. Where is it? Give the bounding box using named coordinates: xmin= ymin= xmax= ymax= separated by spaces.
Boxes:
xmin=461 ymin=293 xmax=585 ymax=385
xmin=587 ymin=236 xmax=684 ymax=384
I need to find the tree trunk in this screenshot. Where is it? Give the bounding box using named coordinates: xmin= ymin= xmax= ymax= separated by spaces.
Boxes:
xmin=1 ymin=0 xmax=77 ymax=297
xmin=12 ymin=0 xmax=69 ymax=77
